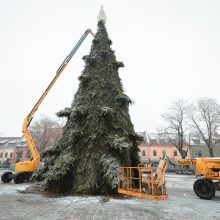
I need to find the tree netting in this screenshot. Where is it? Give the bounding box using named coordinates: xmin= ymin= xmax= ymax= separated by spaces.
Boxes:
xmin=33 ymin=20 xmax=141 ymax=194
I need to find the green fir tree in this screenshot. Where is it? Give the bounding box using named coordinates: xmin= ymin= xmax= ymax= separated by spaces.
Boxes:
xmin=34 ymin=20 xmax=141 ymax=194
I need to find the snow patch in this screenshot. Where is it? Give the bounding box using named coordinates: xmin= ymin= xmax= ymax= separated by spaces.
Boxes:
xmin=0 ymin=183 xmax=30 ymax=195
xmin=54 ymin=196 xmax=100 ymax=205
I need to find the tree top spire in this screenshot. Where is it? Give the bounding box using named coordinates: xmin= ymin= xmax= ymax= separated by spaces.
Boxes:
xmin=97 ymin=5 xmax=107 ymax=24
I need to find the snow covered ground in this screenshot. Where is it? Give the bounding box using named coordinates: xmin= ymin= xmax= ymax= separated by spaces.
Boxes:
xmin=0 ymin=170 xmax=219 ymax=220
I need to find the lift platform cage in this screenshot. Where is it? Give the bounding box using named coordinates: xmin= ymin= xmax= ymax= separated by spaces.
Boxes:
xmin=118 ymin=159 xmax=168 ymax=200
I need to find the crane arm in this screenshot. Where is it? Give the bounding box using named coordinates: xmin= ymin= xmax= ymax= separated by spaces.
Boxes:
xmin=22 ymin=29 xmax=95 ymax=165
xmin=26 ymin=29 xmax=95 ymax=123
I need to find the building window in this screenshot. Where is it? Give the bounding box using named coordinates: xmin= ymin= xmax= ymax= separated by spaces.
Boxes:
xmin=10 ymin=153 xmax=13 ymax=158
xmin=153 ymin=150 xmax=157 ymax=156
xmin=198 ymin=151 xmax=202 ymax=157
xmin=0 ymin=152 xmax=3 ymax=158
xmin=162 ymin=150 xmax=166 ymax=156
xmin=174 ymin=150 xmax=178 ymax=156
xmin=142 ymin=150 xmax=146 ymax=156
xmin=20 ymin=141 xmax=26 ymax=145
xmin=26 ymin=151 xmax=31 ymax=159
xmin=5 ymin=152 xmax=8 ymax=158
xmin=17 ymin=151 xmax=23 ymax=159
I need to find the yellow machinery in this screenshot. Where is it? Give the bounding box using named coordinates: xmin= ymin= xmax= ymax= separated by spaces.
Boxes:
xmin=176 ymin=158 xmax=220 ymax=200
xmin=1 ymin=29 xmax=95 ymax=184
xmin=118 ymin=158 xmax=168 ymax=200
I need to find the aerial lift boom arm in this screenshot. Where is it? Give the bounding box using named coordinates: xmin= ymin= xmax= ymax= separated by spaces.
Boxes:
xmin=19 ymin=29 xmax=95 ymax=172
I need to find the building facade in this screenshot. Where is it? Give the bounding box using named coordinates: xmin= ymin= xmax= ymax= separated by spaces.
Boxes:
xmin=189 ymin=136 xmax=220 ymax=158
xmin=14 ymin=138 xmax=31 ymax=163
xmin=0 ymin=137 xmax=19 ymax=166
xmin=137 ymin=131 xmax=220 ymax=168
xmin=0 ymin=137 xmax=30 ymax=167
xmin=137 ymin=132 xmax=190 ymax=170
xmin=137 ymin=131 xmax=149 ymax=162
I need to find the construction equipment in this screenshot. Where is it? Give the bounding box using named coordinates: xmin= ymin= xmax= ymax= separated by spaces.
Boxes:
xmin=1 ymin=29 xmax=95 ymax=184
xmin=176 ymin=158 xmax=220 ymax=200
xmin=118 ymin=157 xmax=168 ymax=200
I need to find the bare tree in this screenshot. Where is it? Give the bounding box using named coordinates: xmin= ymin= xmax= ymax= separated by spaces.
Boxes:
xmin=161 ymin=99 xmax=188 ymax=159
xmin=30 ymin=115 xmax=63 ymax=152
xmin=188 ymin=98 xmax=220 ymax=157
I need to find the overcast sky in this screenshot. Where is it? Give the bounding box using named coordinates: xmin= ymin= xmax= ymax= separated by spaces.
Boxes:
xmin=0 ymin=0 xmax=220 ymax=136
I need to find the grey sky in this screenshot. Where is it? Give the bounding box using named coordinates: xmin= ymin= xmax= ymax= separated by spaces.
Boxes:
xmin=0 ymin=0 xmax=220 ymax=136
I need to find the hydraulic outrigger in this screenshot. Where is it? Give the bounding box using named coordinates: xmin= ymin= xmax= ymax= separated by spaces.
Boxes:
xmin=1 ymin=29 xmax=95 ymax=184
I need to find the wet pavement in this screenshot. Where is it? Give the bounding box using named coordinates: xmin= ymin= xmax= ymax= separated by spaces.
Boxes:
xmin=0 ymin=171 xmax=220 ymax=220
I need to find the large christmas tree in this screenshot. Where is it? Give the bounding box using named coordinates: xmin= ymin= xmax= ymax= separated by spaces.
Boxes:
xmin=35 ymin=8 xmax=141 ymax=194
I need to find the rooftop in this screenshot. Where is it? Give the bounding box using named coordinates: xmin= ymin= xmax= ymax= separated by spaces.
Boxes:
xmin=0 ymin=137 xmax=27 ymax=148
xmin=139 ymin=131 xmax=220 ymax=147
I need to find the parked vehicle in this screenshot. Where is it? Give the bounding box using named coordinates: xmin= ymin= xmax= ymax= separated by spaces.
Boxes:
xmin=176 ymin=158 xmax=220 ymax=200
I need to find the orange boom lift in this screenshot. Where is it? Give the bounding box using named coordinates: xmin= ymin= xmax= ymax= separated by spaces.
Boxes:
xmin=176 ymin=158 xmax=220 ymax=200
xmin=118 ymin=157 xmax=168 ymax=200
xmin=1 ymin=29 xmax=95 ymax=184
